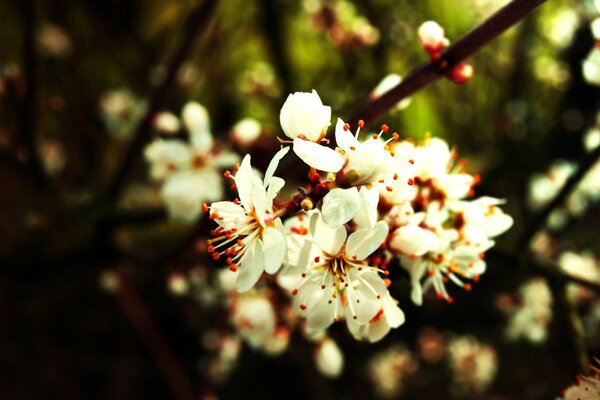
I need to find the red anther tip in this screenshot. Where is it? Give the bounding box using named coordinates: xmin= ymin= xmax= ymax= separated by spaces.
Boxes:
xmin=292 ymin=289 xmax=298 ymax=296
xmin=381 ymin=124 xmax=389 ymax=133
xmin=202 ymin=203 xmax=209 ymax=212
xmin=358 ymin=119 xmax=365 ymax=128
xmin=392 ymin=132 xmax=400 ymax=141
xmin=407 ymin=178 xmax=415 ymax=186
xmin=343 ymin=123 xmax=350 ymax=131
xmin=409 ymin=159 xmax=414 ymax=164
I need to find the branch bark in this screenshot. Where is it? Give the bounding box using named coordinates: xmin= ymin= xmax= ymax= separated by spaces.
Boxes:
xmin=349 ymin=0 xmax=548 ymax=126
xmin=105 ymin=0 xmax=218 ymax=202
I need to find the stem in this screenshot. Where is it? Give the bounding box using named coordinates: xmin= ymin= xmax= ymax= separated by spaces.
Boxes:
xmin=519 ymin=144 xmax=600 ymax=247
xmin=112 ymin=272 xmax=196 ymax=400
xmin=349 ymin=0 xmax=547 ymax=125
xmin=105 ymin=0 xmax=218 ymax=202
xmin=489 ymin=248 xmax=600 ymax=293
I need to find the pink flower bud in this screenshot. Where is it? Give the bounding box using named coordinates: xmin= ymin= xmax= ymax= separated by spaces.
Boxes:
xmin=447 ymin=63 xmax=474 ymax=84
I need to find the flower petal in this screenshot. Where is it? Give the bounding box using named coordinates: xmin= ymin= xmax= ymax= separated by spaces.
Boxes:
xmin=292 ymin=138 xmax=345 ymax=172
xmin=309 ymin=212 xmax=347 ymax=255
xmin=334 ymin=118 xmax=359 ymax=153
xmin=235 ymin=155 xmax=253 ymax=211
xmin=236 ymin=240 xmax=264 ymax=292
xmin=346 ymin=221 xmax=388 ymax=261
xmin=264 ymin=146 xmax=290 ymax=187
xmin=267 ymin=177 xmax=285 ymax=209
xmin=262 ymin=226 xmax=287 ymax=274
xmin=389 ymin=225 xmax=439 ymax=257
xmin=321 ymin=187 xmax=360 ymax=228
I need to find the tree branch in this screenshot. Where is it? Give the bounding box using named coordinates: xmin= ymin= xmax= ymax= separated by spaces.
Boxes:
xmin=349 ymin=0 xmax=547 ymax=126
xmin=112 ymin=271 xmax=196 ymax=400
xmin=105 ymin=0 xmax=218 ymax=202
xmin=519 ymin=144 xmax=600 ymax=247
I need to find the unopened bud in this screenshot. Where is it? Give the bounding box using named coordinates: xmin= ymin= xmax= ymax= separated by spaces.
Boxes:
xmin=418 ymin=21 xmax=448 ymax=54
xmin=301 ymin=197 xmax=314 ymax=211
xmin=447 ymin=63 xmax=473 ymax=85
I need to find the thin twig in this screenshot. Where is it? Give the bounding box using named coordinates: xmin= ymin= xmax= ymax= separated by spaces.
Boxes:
xmin=105 ymin=0 xmax=218 ymax=201
xmin=489 ymin=248 xmax=600 ymax=293
xmin=112 ymin=271 xmax=195 ymax=400
xmin=519 ymin=144 xmax=600 ymax=247
xmin=349 ymin=0 xmax=547 ymax=126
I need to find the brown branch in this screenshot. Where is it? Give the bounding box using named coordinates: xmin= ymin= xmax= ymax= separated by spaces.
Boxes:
xmin=112 ymin=271 xmax=196 ymax=400
xmin=519 ymin=143 xmax=600 ymax=248
xmin=105 ymin=0 xmax=218 ymax=202
xmin=349 ymin=0 xmax=547 ymax=126
xmin=489 ymin=248 xmax=600 ymax=293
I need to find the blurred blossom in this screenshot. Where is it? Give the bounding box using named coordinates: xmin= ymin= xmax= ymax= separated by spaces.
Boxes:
xmin=526 ymin=152 xmax=600 ymax=229
xmin=417 ymin=327 xmax=446 ymax=363
xmin=308 ymin=0 xmax=380 ymax=50
xmin=533 ymin=56 xmax=570 ymax=88
xmin=203 ymin=333 xmax=242 ymax=383
xmin=145 ymin=101 xmax=239 ymax=222
xmin=38 ymin=139 xmax=66 ymax=176
xmin=37 ymin=24 xmax=72 ymax=58
xmin=153 ymin=111 xmax=181 ymax=134
xmin=167 ymin=272 xmax=190 ymax=296
xmin=504 ymin=278 xmax=553 ymax=344
xmin=99 ymin=270 xmax=121 ymax=293
xmin=583 ymin=47 xmax=600 ymax=86
xmin=239 ymin=62 xmax=280 ymax=97
xmin=447 ymin=335 xmax=497 ymax=396
xmin=559 ymin=250 xmax=600 ymax=283
xmin=592 ymin=18 xmax=600 ymax=39
xmin=230 ymin=118 xmax=262 ymax=150
xmin=314 ymin=337 xmax=344 ymax=378
xmin=99 ymin=88 xmax=147 ymax=139
xmin=370 ymin=74 xmax=412 ymax=111
xmin=585 ymin=127 xmax=600 ymax=151
xmin=541 ymin=8 xmax=579 ymax=48
xmin=559 ymin=250 xmax=600 ymax=302
xmin=368 ymin=344 xmax=418 ymax=399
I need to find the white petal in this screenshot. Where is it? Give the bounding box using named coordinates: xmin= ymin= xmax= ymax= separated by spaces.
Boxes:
xmin=321 ymin=187 xmax=360 ymax=228
xmin=250 ymin=176 xmax=269 ymax=225
xmin=264 ymin=146 xmax=290 ymax=187
xmin=382 ymin=295 xmax=405 ymax=328
xmin=210 ymin=201 xmax=247 ymax=229
xmin=235 ymin=155 xmax=253 ymax=211
xmin=346 ymin=221 xmax=388 ymax=261
xmin=334 ymin=118 xmax=359 ymax=152
xmin=280 ymin=90 xmax=331 ymax=141
xmin=345 ymin=293 xmax=379 ymax=324
xmin=353 ymin=186 xmax=380 ymax=229
xmin=366 ymin=318 xmax=391 ymax=343
xmin=389 ymin=225 xmax=439 ymax=257
xmin=262 ymin=226 xmax=287 ymax=274
xmin=309 ymin=212 xmax=347 ymax=255
xmin=292 ymin=138 xmax=345 ymax=172
xmin=236 ymin=241 xmax=264 ymax=292
xmin=267 ymin=176 xmax=285 ymax=208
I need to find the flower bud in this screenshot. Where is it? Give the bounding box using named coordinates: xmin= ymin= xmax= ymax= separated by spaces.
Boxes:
xmin=315 ymin=338 xmax=344 ymax=378
xmin=279 ymin=90 xmax=331 ymax=141
xmin=418 ymin=21 xmax=448 ymax=54
xmin=447 ymin=63 xmax=474 ymax=85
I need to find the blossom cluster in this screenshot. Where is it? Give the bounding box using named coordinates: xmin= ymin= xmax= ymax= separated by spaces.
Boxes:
xmin=205 ymin=89 xmax=513 ymax=344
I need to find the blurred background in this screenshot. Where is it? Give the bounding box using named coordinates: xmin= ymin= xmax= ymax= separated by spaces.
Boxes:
xmin=1 ymin=0 xmax=600 ymax=398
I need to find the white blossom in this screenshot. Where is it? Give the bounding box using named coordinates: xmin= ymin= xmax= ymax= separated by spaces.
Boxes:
xmin=208 ymin=147 xmax=289 ymax=292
